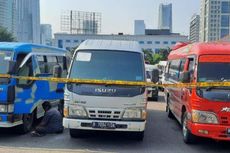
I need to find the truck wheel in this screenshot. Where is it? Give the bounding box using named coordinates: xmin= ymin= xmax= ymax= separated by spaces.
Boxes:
xmin=69 ymin=129 xmax=85 ymax=138
xmin=151 ymin=92 xmax=158 ymax=101
xmin=16 ymin=113 xmax=34 ymax=134
xmin=182 ymin=113 xmax=196 ymax=144
xmin=166 ymin=97 xmax=174 ymax=119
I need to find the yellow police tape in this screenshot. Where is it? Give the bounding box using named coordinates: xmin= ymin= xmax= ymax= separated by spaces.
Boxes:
xmin=1 ymin=74 xmax=230 ymax=88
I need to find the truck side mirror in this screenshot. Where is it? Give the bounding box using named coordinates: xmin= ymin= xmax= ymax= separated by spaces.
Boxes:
xmin=151 ymin=69 xmax=159 ymax=83
xmin=181 ymin=71 xmax=190 ymax=83
xmin=53 ymin=65 xmax=62 ymax=78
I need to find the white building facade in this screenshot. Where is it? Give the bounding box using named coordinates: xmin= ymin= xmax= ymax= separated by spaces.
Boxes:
xmin=158 ymin=3 xmax=172 ymax=32
xmin=40 ymin=24 xmax=52 ymax=46
xmin=0 ymin=0 xmax=16 ymax=35
xmin=53 ymin=33 xmax=188 ymax=53
xmin=15 ymin=0 xmax=40 ymax=43
xmin=200 ymin=0 xmax=230 ymax=42
xmin=189 ymin=14 xmax=200 ymax=43
xmin=134 ymin=20 xmax=146 ymax=35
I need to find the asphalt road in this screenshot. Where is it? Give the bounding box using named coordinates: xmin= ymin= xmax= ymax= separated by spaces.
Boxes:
xmin=0 ymin=93 xmax=229 ymax=153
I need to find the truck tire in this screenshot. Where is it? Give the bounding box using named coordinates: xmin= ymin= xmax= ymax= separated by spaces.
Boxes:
xmin=16 ymin=112 xmax=34 ymax=134
xmin=151 ymin=91 xmax=158 ymax=101
xmin=69 ymin=129 xmax=85 ymax=138
xmin=182 ymin=113 xmax=196 ymax=144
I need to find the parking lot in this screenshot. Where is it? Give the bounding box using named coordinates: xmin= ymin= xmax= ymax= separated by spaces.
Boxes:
xmin=0 ymin=93 xmax=228 ymax=153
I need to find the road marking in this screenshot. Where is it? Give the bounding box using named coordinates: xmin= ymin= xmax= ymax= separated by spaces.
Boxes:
xmin=0 ymin=146 xmax=113 ymax=153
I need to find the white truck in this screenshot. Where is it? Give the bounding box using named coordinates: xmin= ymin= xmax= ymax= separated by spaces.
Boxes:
xmin=63 ymin=40 xmax=147 ymax=140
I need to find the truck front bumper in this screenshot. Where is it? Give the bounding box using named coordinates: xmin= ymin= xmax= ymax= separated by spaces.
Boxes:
xmin=63 ymin=118 xmax=146 ymax=132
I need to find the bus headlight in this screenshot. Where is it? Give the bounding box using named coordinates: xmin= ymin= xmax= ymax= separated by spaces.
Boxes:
xmin=69 ymin=105 xmax=87 ymax=117
xmin=123 ymin=108 xmax=142 ymax=119
xmin=192 ymin=110 xmax=218 ymax=124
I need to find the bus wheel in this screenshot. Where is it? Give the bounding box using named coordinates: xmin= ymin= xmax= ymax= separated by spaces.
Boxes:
xmin=182 ymin=113 xmax=196 ymax=144
xmin=17 ymin=112 xmax=34 ymax=134
xmin=69 ymin=129 xmax=85 ymax=138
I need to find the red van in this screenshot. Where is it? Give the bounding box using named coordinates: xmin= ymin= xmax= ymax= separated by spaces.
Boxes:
xmin=165 ymin=42 xmax=230 ymax=144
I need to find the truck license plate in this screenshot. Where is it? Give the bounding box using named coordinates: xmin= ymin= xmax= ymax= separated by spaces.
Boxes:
xmin=92 ymin=122 xmax=116 ymax=129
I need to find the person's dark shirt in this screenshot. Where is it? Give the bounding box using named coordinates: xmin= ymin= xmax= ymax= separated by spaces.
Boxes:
xmin=41 ymin=108 xmax=63 ymax=133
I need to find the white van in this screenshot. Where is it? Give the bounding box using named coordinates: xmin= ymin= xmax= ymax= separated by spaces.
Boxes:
xmin=63 ymin=40 xmax=147 ymax=140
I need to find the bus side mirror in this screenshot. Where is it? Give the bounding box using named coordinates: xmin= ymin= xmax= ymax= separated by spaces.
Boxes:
xmin=151 ymin=69 xmax=159 ymax=83
xmin=53 ymin=65 xmax=62 ymax=78
xmin=182 ymin=71 xmax=190 ymax=83
xmin=7 ymin=61 xmax=16 ymax=74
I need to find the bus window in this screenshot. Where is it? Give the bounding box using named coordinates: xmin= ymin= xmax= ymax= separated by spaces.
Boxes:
xmin=188 ymin=58 xmax=195 ymax=81
xmin=46 ymin=56 xmax=58 ymax=74
xmin=179 ymin=59 xmax=186 ymax=81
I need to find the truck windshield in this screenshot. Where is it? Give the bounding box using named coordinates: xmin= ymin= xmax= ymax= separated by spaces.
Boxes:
xmin=198 ymin=62 xmax=230 ymax=82
xmin=70 ymin=50 xmax=144 ymax=81
xmin=0 ymin=51 xmax=13 ymax=74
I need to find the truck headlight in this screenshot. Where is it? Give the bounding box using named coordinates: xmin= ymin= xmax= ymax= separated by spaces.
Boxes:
xmin=0 ymin=104 xmax=14 ymax=113
xmin=192 ymin=110 xmax=218 ymax=124
xmin=0 ymin=105 xmax=7 ymax=113
xmin=69 ymin=105 xmax=87 ymax=117
xmin=123 ymin=108 xmax=142 ymax=119
xmin=8 ymin=104 xmax=14 ymax=113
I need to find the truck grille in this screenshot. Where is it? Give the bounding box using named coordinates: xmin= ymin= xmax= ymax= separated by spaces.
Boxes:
xmin=220 ymin=116 xmax=230 ymax=125
xmin=87 ymin=109 xmax=122 ymax=119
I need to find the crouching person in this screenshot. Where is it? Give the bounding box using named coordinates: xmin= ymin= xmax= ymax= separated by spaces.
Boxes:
xmin=31 ymin=101 xmax=63 ymax=137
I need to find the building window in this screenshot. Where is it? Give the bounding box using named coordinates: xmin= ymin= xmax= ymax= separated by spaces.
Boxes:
xmin=58 ymin=40 xmax=63 ymax=48
xmin=66 ymin=40 xmax=71 ymax=43
xmin=221 ymin=2 xmax=230 ymax=13
xmin=81 ymin=40 xmax=85 ymax=42
xmin=171 ymin=41 xmax=176 ymax=45
xmin=139 ymin=41 xmax=145 ymax=44
xmin=155 ymin=41 xmax=160 ymax=44
xmin=163 ymin=41 xmax=169 ymax=45
xmin=147 ymin=41 xmax=152 ymax=44
xmin=74 ymin=40 xmax=79 ymax=43
xmin=221 ymin=15 xmax=229 ymax=27
xmin=221 ymin=29 xmax=229 ymax=38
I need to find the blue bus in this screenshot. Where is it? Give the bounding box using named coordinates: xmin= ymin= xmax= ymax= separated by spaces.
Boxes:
xmin=0 ymin=42 xmax=70 ymax=133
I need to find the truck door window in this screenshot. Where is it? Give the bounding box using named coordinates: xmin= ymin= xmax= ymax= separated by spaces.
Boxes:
xmin=188 ymin=58 xmax=195 ymax=81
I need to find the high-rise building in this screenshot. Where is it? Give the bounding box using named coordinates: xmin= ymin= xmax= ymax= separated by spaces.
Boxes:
xmin=134 ymin=20 xmax=146 ymax=35
xmin=0 ymin=0 xmax=16 ymax=36
xmin=40 ymin=24 xmax=52 ymax=46
xmin=158 ymin=3 xmax=172 ymax=32
xmin=189 ymin=14 xmax=200 ymax=43
xmin=200 ymin=0 xmax=230 ymax=42
xmin=15 ymin=0 xmax=40 ymax=43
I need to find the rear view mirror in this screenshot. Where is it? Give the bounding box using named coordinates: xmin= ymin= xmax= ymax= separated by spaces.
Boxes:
xmin=181 ymin=71 xmax=190 ymax=83
xmin=53 ymin=65 xmax=62 ymax=78
xmin=151 ymin=69 xmax=159 ymax=83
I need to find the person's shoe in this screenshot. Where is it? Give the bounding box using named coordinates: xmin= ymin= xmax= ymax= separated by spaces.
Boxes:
xmin=30 ymin=131 xmax=45 ymax=137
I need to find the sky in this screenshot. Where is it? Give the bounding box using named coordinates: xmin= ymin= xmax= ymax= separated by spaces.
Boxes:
xmin=40 ymin=0 xmax=201 ymax=36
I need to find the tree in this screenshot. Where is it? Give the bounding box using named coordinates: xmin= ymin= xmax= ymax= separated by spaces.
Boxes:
xmin=143 ymin=47 xmax=172 ymax=65
xmin=0 ymin=26 xmax=15 ymax=42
